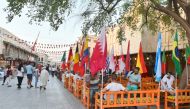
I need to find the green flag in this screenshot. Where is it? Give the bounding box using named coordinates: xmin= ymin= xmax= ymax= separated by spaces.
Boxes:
xmin=185 ymin=45 xmax=190 ymax=64
xmin=61 ymin=51 xmax=66 ymax=62
xmin=172 ymin=31 xmax=182 ymax=76
xmin=162 ymin=50 xmax=166 ymax=74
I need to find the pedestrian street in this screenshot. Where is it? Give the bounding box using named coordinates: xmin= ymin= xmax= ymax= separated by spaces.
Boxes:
xmin=0 ymin=76 xmax=85 ymax=109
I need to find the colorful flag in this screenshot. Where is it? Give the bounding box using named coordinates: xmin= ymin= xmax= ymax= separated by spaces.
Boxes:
xmin=73 ymin=43 xmax=80 ymax=73
xmin=172 ymin=31 xmax=182 ymax=76
xmin=90 ymin=27 xmax=107 ymax=76
xmin=108 ymin=47 xmax=115 ymax=72
xmin=118 ymin=45 xmax=125 ymax=74
xmin=61 ymin=51 xmax=66 ymax=70
xmin=185 ymin=45 xmax=190 ymax=64
xmin=162 ymin=50 xmax=166 ymax=74
xmin=31 ymin=32 xmax=40 ymax=51
xmin=61 ymin=51 xmax=66 ymax=62
xmin=154 ymin=32 xmax=162 ymax=82
xmin=82 ymin=36 xmax=90 ymax=63
xmin=67 ymin=47 xmax=73 ymax=70
xmin=136 ymin=42 xmax=147 ymax=74
xmin=78 ymin=62 xmax=85 ymax=77
xmin=125 ymin=40 xmax=130 ymax=72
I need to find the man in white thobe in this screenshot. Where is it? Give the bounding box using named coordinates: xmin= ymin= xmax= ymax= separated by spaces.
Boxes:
xmin=40 ymin=67 xmax=49 ymax=90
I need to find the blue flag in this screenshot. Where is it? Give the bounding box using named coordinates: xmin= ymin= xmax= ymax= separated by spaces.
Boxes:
xmin=154 ymin=32 xmax=162 ymax=82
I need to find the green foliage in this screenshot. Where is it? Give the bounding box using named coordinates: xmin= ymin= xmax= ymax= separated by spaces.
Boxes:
xmin=5 ymin=0 xmax=71 ymax=31
xmin=117 ymin=27 xmax=126 ymax=45
xmin=4 ymin=0 xmax=190 ymax=38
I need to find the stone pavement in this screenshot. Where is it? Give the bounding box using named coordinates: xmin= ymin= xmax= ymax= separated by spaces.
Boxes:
xmin=0 ymin=76 xmax=85 ymax=109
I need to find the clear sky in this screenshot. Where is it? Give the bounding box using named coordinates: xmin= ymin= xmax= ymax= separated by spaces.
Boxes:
xmin=0 ymin=0 xmax=85 ymax=45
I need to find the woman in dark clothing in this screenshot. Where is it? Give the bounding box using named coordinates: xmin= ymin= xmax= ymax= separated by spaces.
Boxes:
xmin=17 ymin=63 xmax=24 ymax=89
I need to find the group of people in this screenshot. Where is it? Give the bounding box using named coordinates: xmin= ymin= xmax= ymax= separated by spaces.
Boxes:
xmin=63 ymin=67 xmax=141 ymax=108
xmin=63 ymin=66 xmax=176 ymax=109
xmin=1 ymin=62 xmax=50 ymax=90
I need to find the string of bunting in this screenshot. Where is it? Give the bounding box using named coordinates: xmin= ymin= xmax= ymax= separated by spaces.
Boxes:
xmin=36 ymin=49 xmax=67 ymax=55
xmin=28 ymin=42 xmax=78 ymax=49
xmin=3 ymin=34 xmax=80 ymax=49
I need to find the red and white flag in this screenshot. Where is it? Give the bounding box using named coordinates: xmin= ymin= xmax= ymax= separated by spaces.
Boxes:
xmin=108 ymin=46 xmax=115 ymax=72
xmin=90 ymin=27 xmax=107 ymax=76
xmin=118 ymin=45 xmax=125 ymax=74
xmin=31 ymin=32 xmax=40 ymax=51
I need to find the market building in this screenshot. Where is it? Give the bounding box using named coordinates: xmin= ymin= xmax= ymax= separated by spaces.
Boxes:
xmin=0 ymin=27 xmax=38 ymax=67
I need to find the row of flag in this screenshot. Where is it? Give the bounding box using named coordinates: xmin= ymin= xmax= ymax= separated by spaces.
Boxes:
xmin=155 ymin=31 xmax=190 ymax=82
xmin=60 ymin=26 xmax=147 ymax=77
xmin=61 ymin=27 xmax=190 ymax=80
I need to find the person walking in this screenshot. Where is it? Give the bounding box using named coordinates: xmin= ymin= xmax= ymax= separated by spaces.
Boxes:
xmin=34 ymin=64 xmax=41 ymax=88
xmin=26 ymin=62 xmax=34 ymax=88
xmin=2 ymin=66 xmax=8 ymax=85
xmin=17 ymin=63 xmax=24 ymax=89
xmin=52 ymin=66 xmax=56 ymax=77
xmin=40 ymin=66 xmax=49 ymax=90
xmin=6 ymin=65 xmax=13 ymax=87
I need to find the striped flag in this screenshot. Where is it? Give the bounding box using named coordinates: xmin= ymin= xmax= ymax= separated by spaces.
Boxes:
xmin=136 ymin=42 xmax=147 ymax=74
xmin=154 ymin=32 xmax=162 ymax=82
xmin=73 ymin=43 xmax=80 ymax=73
xmin=162 ymin=50 xmax=166 ymax=74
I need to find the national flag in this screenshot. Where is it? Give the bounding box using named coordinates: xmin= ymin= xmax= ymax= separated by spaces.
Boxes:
xmin=162 ymin=50 xmax=166 ymax=74
xmin=118 ymin=45 xmax=125 ymax=74
xmin=90 ymin=26 xmax=107 ymax=76
xmin=185 ymin=45 xmax=190 ymax=64
xmin=78 ymin=62 xmax=85 ymax=77
xmin=61 ymin=51 xmax=66 ymax=70
xmin=31 ymin=32 xmax=40 ymax=51
xmin=61 ymin=51 xmax=66 ymax=62
xmin=126 ymin=40 xmax=130 ymax=72
xmin=154 ymin=32 xmax=162 ymax=82
xmin=172 ymin=31 xmax=182 ymax=76
xmin=106 ymin=56 xmax=110 ymax=70
xmin=108 ymin=47 xmax=115 ymax=72
xmin=73 ymin=43 xmax=80 ymax=73
xmin=79 ymin=36 xmax=90 ymax=76
xmin=82 ymin=36 xmax=90 ymax=63
xmin=67 ymin=47 xmax=73 ymax=70
xmin=136 ymin=42 xmax=147 ymax=74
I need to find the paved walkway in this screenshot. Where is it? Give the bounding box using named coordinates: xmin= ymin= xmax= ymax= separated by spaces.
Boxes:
xmin=0 ymin=76 xmax=85 ymax=109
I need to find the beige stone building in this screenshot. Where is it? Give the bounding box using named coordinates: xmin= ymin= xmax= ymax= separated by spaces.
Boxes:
xmin=0 ymin=27 xmax=38 ymax=66
xmin=106 ymin=24 xmax=188 ymax=74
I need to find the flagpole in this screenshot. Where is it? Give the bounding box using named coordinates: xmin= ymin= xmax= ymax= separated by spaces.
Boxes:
xmin=83 ymin=63 xmax=86 ymax=101
xmin=100 ymin=69 xmax=104 ymax=109
xmin=175 ymin=71 xmax=177 ymax=107
xmin=28 ymin=31 xmax=40 ymax=61
xmin=186 ymin=60 xmax=189 ymax=87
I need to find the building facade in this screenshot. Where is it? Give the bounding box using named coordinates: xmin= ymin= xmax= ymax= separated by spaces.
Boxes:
xmin=37 ymin=52 xmax=49 ymax=66
xmin=106 ymin=24 xmax=188 ymax=74
xmin=0 ymin=27 xmax=38 ymax=67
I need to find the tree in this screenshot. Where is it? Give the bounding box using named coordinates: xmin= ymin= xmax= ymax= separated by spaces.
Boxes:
xmin=4 ymin=0 xmax=190 ymax=88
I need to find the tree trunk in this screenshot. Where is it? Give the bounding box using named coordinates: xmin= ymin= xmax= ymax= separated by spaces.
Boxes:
xmin=179 ymin=7 xmax=190 ymax=89
xmin=179 ymin=64 xmax=190 ymax=89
